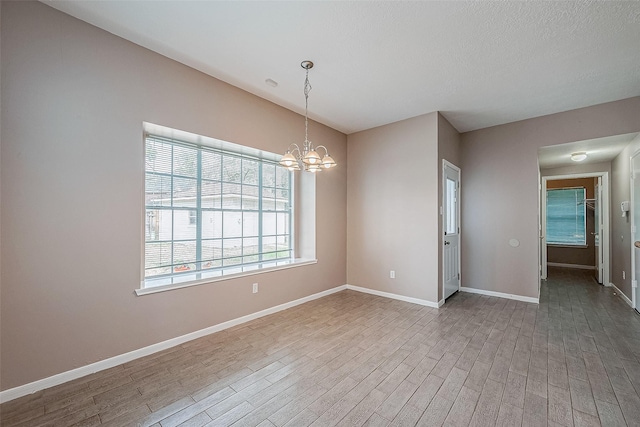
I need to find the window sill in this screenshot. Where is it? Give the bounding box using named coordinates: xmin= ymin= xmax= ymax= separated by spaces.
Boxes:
xmin=547 ymin=244 xmax=589 ymax=249
xmin=136 ymin=258 xmax=317 ymax=296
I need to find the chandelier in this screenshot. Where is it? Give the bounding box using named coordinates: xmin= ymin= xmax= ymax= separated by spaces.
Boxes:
xmin=279 ymin=61 xmax=336 ymax=173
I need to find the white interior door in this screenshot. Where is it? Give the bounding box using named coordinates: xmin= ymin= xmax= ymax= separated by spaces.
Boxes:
xmin=443 ymin=161 xmax=461 ymax=300
xmin=594 ymin=177 xmax=603 ymax=284
xmin=632 ymin=152 xmax=640 ymax=311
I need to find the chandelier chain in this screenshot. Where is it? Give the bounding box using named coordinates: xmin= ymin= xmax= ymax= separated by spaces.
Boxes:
xmin=304 ymin=68 xmax=311 ymax=145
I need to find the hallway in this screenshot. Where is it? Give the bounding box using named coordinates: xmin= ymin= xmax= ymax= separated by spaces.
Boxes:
xmin=539 ymin=266 xmax=640 ymax=426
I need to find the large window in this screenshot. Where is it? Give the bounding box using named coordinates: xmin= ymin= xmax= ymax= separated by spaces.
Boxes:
xmin=546 ymin=188 xmax=586 ymax=246
xmin=144 ymin=135 xmax=292 ymax=287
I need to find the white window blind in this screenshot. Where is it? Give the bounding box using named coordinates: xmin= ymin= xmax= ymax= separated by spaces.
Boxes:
xmin=144 ymin=135 xmax=292 ymax=282
xmin=546 ymin=188 xmax=586 ymax=246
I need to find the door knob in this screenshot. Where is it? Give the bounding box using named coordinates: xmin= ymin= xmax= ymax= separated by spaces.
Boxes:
xmin=635 ymin=241 xmax=640 ymax=249
xmin=444 ymin=241 xmax=450 ymax=245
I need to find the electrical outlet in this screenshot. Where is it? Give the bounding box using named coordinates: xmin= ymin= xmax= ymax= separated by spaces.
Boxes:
xmin=252 ymin=283 xmax=258 ymax=293
xmin=623 ymin=271 xmax=626 ymax=280
xmin=390 ymin=270 xmax=396 ymax=279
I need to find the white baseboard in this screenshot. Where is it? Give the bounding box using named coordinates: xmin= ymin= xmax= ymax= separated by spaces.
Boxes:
xmin=0 ymin=285 xmax=347 ymax=404
xmin=610 ymin=283 xmax=633 ymax=307
xmin=547 ymin=262 xmax=595 ymax=270
xmin=345 ymin=284 xmax=441 ymax=308
xmin=0 ymin=281 xmax=538 ymax=403
xmin=460 ymin=286 xmax=539 ymax=304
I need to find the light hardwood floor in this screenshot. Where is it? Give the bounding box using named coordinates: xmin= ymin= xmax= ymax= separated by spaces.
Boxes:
xmin=2 ymin=267 xmax=640 ymax=426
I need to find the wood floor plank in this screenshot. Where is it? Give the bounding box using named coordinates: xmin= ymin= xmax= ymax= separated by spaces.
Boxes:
xmin=468 ymin=379 xmax=504 ymax=427
xmin=416 ymin=395 xmax=454 ymax=427
xmin=443 ymin=386 xmax=480 ymax=426
xmin=522 ymin=392 xmax=547 ymax=427
xmin=495 ymin=403 xmax=523 ymax=427
xmin=594 ymin=399 xmax=626 ymax=427
xmin=568 ymin=377 xmax=597 ymax=417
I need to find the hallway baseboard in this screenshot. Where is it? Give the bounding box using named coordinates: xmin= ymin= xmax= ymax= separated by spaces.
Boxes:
xmin=547 ymin=262 xmax=595 ymax=270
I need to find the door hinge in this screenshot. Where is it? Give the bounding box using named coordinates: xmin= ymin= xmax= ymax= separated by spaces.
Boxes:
xmin=458 ymin=273 xmax=460 ymax=280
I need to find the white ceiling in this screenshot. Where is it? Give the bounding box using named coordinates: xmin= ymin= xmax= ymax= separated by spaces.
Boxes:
xmin=44 ymin=1 xmax=640 ymax=135
xmin=538 ymin=133 xmax=639 ymax=169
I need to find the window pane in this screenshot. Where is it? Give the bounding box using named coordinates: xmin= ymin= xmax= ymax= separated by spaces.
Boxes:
xmin=202 ymin=211 xmax=222 ymax=239
xmin=263 ymin=212 xmax=276 ymax=235
xmin=262 ymin=236 xmax=276 ymax=255
xmin=202 ymin=151 xmax=221 ymax=181
xmin=262 ymin=163 xmax=276 ymax=187
xmin=174 ymin=210 xmax=196 ymax=240
xmin=144 ymin=134 xmax=293 ymax=282
xmin=146 ymin=139 xmax=172 ymax=174
xmin=145 ymin=241 xmax=172 ymax=275
xmin=222 ymin=183 xmax=241 ymax=209
xmin=243 ymin=212 xmax=259 ymax=237
xmin=277 ymin=212 xmax=288 ymax=235
xmin=173 ymin=177 xmax=198 ymax=208
xmin=223 ymin=238 xmax=242 ymax=266
xmin=145 ymin=173 xmax=172 ymax=207
xmin=145 ymin=209 xmax=172 ymax=241
xmin=242 ymin=185 xmax=259 ymax=210
xmin=547 ymin=188 xmax=586 ymax=245
xmin=446 ymin=178 xmax=457 ymax=234
xmin=173 ymin=145 xmax=198 ymax=178
xmin=276 ymin=167 xmax=289 ymax=189
xmin=243 ymin=237 xmax=259 ymax=256
xmin=223 ymin=156 xmax=241 ymax=183
xmin=201 ymin=180 xmax=221 ymax=209
xmin=242 ymin=159 xmax=259 ymax=185
xmin=223 ymin=211 xmax=242 ymax=238
xmin=202 ymin=239 xmax=222 ymax=268
xmin=173 ymin=241 xmax=196 ymax=270
xmin=263 ymin=198 xmax=276 ymax=211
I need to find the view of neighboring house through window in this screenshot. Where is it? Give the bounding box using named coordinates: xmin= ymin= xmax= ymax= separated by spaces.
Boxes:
xmin=546 ymin=187 xmax=586 ymax=246
xmin=144 ymin=135 xmax=292 ymax=284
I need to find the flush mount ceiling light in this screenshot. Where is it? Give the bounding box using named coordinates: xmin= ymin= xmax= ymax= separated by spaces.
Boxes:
xmin=570 ymin=152 xmax=588 ymax=162
xmin=279 ymin=61 xmax=336 ymax=173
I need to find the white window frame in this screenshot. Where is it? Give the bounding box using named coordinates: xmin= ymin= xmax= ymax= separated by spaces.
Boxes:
xmin=137 ymin=124 xmax=316 ymax=296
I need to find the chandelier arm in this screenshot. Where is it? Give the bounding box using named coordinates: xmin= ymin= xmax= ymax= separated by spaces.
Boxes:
xmin=287 ymin=143 xmax=302 ymax=156
xmin=315 ymin=145 xmax=329 ymax=155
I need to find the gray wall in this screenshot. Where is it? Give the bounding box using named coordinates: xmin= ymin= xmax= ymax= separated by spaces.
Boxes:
xmin=347 ymin=113 xmax=440 ymax=303
xmin=611 ymin=134 xmax=640 ymax=299
xmin=1 ymin=2 xmax=347 ymax=390
xmin=461 ymin=98 xmax=640 ymax=299
xmin=346 ymin=112 xmax=460 ymax=304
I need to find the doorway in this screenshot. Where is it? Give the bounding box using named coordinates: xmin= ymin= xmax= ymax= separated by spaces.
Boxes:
xmin=631 ymin=150 xmax=640 ymax=312
xmin=540 ymin=172 xmax=609 ymax=290
xmin=443 ymin=160 xmax=461 ymax=300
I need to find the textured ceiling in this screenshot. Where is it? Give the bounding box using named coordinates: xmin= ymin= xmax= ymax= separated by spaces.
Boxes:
xmin=538 ymin=133 xmax=639 ymax=169
xmin=43 ymin=1 xmax=640 ymax=134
